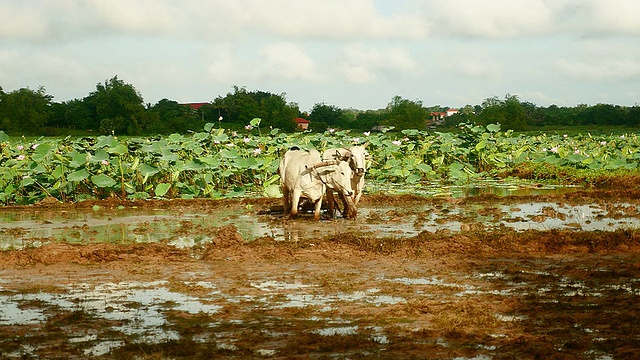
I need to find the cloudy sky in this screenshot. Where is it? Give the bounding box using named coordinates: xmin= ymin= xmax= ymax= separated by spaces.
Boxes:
xmin=1 ymin=0 xmax=639 ymax=112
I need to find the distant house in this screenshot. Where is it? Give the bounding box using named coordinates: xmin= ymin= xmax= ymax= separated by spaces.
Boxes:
xmin=430 ymin=111 xmax=447 ymax=123
xmin=430 ymin=108 xmax=459 ymax=124
xmin=295 ymin=117 xmax=310 ymax=130
xmin=181 ymin=102 xmax=209 ymax=110
xmin=180 ymin=102 xmax=210 ymax=121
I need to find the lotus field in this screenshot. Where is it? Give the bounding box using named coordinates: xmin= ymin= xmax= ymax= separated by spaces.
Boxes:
xmin=0 ymin=120 xmax=639 ymax=205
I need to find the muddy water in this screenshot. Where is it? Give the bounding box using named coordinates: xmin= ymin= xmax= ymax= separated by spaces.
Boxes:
xmin=1 ymin=197 xmax=639 ymax=250
xmin=1 ymin=256 xmax=637 ymax=359
xmin=369 ymin=180 xmax=581 ymax=198
xmin=1 ymin=189 xmax=639 ymax=359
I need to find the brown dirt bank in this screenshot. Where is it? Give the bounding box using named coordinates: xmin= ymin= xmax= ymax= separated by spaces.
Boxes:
xmin=1 ymin=226 xmax=640 ymax=269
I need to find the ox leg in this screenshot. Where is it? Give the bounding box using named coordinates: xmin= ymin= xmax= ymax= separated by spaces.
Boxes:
xmin=289 ymin=189 xmax=302 ymax=219
xmin=282 ymin=189 xmax=292 ymax=216
xmin=345 ymin=195 xmax=357 ymax=219
xmin=334 ymin=193 xmax=355 ymax=219
xmin=352 ymin=177 xmax=364 ymax=206
xmin=353 ymin=191 xmax=363 ymax=207
xmin=313 ymin=197 xmax=323 ymax=221
xmin=338 ymin=193 xmax=350 ymax=218
xmin=327 ymin=190 xmax=336 ymax=218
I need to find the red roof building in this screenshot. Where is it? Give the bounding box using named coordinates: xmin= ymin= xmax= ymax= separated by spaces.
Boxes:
xmin=430 ymin=109 xmax=458 ymax=124
xmin=295 ymin=117 xmax=310 ymax=130
xmin=181 ymin=102 xmax=209 ymax=110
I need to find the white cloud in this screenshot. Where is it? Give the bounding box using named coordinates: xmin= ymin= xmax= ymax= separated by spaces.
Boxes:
xmin=259 ymin=43 xmax=324 ymax=82
xmin=4 ymin=0 xmax=639 ymax=43
xmin=0 ymin=0 xmax=427 ymax=42
xmin=0 ymin=0 xmax=181 ymax=41
xmin=340 ymin=64 xmax=377 ymax=84
xmin=553 ymin=0 xmax=640 ymax=36
xmin=87 ymin=0 xmax=179 ymax=35
xmin=0 ymin=48 xmax=94 ymax=100
xmin=554 ymin=35 xmax=640 ymax=82
xmin=441 ymin=48 xmax=501 ymax=79
xmin=240 ymin=0 xmax=427 ymax=40
xmin=425 ymin=0 xmax=554 ymax=38
xmin=557 ymin=58 xmax=640 ymax=81
xmin=206 ymin=44 xmax=245 ymax=83
xmin=339 ymin=44 xmax=417 ymax=83
xmin=422 ymin=0 xmax=640 ymax=39
xmin=0 ymin=1 xmax=49 ymax=41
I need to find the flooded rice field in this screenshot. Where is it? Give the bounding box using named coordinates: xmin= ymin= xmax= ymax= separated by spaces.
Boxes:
xmin=0 ymin=187 xmax=639 ymax=359
xmin=0 ymin=185 xmax=638 ymax=250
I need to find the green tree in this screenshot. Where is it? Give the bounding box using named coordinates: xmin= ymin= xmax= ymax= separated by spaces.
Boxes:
xmin=581 ymin=104 xmax=625 ymax=126
xmin=211 ymin=86 xmax=298 ymax=131
xmin=309 ymin=103 xmax=347 ymax=129
xmin=521 ymin=100 xmax=545 ymax=127
xmin=502 ymin=94 xmax=527 ymax=130
xmin=258 ymin=95 xmax=298 ymax=132
xmin=355 ymin=109 xmax=386 ymax=131
xmin=48 ymin=98 xmax=94 ymax=131
xmin=543 ymin=105 xmax=580 ymax=126
xmin=627 ymin=106 xmax=640 ymax=126
xmin=477 ymin=94 xmax=527 ymax=130
xmin=383 ymin=96 xmax=428 ymax=131
xmin=147 ymin=99 xmax=194 ymax=134
xmin=85 ymin=75 xmax=147 ymax=135
xmin=0 ymin=86 xmax=52 ymax=134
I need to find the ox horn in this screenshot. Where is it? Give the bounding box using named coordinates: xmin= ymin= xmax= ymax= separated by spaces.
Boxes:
xmin=331 ymin=149 xmax=351 ymax=161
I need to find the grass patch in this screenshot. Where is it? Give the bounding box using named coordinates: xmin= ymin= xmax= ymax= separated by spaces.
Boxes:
xmin=502 ymin=162 xmax=640 ymax=189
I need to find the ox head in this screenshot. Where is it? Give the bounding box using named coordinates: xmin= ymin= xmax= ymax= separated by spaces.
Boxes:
xmin=307 ymin=159 xmax=353 ymax=197
xmin=348 ymin=143 xmax=370 ymax=177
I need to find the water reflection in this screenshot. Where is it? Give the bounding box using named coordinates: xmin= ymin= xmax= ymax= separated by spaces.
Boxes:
xmin=369 ymin=181 xmax=580 ymax=198
xmin=1 ymin=182 xmax=639 ymax=249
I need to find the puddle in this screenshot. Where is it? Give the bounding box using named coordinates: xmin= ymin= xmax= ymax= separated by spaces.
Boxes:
xmin=315 ymin=325 xmax=359 ymax=336
xmin=250 ymin=283 xmax=406 ymax=310
xmin=1 ymin=259 xmax=635 ymax=358
xmin=369 ymin=181 xmax=580 ymax=198
xmin=0 ymin=280 xmax=223 ymax=343
xmin=3 ymin=197 xmax=640 ymax=250
xmin=0 ymin=278 xmax=410 ymax=355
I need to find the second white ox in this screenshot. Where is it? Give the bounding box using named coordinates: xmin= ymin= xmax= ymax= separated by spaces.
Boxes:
xmin=279 ymin=148 xmax=354 ymax=221
xmin=322 ymin=144 xmax=370 ymax=218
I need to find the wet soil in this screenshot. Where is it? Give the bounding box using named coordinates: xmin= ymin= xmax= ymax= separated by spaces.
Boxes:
xmin=1 ymin=191 xmax=640 ymax=359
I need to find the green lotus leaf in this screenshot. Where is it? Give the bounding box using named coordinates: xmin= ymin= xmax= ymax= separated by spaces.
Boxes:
xmin=94 ymin=136 xmax=118 ymax=149
xmin=155 ymin=183 xmax=171 ymax=197
xmin=107 ymin=144 xmax=128 ymax=156
xmin=91 ymin=174 xmax=116 ymax=188
xmin=0 ymin=131 xmax=9 ymax=142
xmin=89 ymin=150 xmax=110 ymax=163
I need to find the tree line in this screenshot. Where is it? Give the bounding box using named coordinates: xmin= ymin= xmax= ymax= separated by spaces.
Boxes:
xmin=1 ymin=76 xmax=639 ymax=136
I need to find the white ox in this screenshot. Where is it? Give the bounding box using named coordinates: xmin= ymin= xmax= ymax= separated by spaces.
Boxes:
xmin=322 ymin=144 xmax=370 ymax=218
xmin=279 ymin=148 xmax=354 ymax=221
